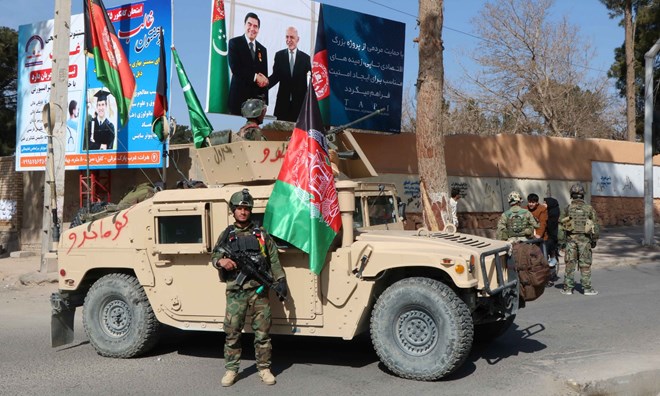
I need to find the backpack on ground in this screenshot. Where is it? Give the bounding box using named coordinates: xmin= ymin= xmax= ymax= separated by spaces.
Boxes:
xmin=512 ymin=242 xmax=550 ymax=302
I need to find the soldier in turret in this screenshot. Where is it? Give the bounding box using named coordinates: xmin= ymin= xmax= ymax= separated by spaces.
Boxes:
xmin=234 ymin=98 xmax=267 ymax=141
xmin=559 ymin=183 xmax=600 ymax=296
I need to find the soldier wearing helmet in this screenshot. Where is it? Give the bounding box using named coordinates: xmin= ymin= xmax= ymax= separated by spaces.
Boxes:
xmin=496 ymin=191 xmax=539 ymax=243
xmin=211 ymin=188 xmax=286 ymax=386
xmin=235 ymin=98 xmax=267 ymax=141
xmin=559 ymin=183 xmax=600 ymax=296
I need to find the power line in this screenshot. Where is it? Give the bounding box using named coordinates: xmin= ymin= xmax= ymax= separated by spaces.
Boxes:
xmin=366 ymin=0 xmax=610 ymax=74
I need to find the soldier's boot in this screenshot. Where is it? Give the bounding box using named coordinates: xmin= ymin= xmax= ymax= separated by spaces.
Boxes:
xmin=560 ymin=288 xmax=573 ymax=295
xmin=258 ymin=369 xmax=276 ymax=385
xmin=221 ymin=370 xmax=238 ymax=387
xmin=583 ymin=289 xmax=599 ymax=296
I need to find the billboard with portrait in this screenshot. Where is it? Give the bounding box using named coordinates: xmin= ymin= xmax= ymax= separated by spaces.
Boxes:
xmin=15 ymin=0 xmax=172 ymax=171
xmin=208 ymin=1 xmax=403 ymax=132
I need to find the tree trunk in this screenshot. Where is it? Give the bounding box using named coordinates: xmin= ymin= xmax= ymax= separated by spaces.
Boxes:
xmin=416 ymin=0 xmax=449 ymax=231
xmin=625 ymin=0 xmax=636 ymax=141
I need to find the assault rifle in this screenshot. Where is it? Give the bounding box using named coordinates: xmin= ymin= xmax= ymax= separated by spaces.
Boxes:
xmin=220 ymin=248 xmax=288 ymax=301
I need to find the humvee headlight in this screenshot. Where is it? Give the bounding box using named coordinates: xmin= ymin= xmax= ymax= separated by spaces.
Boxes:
xmin=455 ymin=264 xmax=465 ymax=274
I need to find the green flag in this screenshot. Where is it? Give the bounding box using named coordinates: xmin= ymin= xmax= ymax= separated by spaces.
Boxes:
xmin=171 ymin=46 xmax=214 ymax=148
xmin=206 ymin=0 xmax=230 ymax=114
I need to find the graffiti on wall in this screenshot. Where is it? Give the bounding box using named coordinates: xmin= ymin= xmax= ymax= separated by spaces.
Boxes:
xmin=402 ymin=180 xmax=421 ymax=210
xmin=0 ymin=200 xmax=17 ymax=221
xmin=592 ymin=162 xmax=660 ymax=198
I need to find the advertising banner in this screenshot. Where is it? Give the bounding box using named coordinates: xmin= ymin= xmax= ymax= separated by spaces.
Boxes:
xmin=210 ymin=2 xmax=404 ymax=132
xmin=322 ymin=4 xmax=404 ymax=133
xmin=16 ymin=0 xmax=172 ymax=171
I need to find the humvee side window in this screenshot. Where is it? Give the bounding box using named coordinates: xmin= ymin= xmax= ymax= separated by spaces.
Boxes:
xmin=157 ymin=215 xmax=203 ymax=244
xmin=354 ymin=197 xmax=364 ymax=228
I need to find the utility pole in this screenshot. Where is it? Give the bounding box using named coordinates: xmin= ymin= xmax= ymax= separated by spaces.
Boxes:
xmin=642 ymin=37 xmax=660 ymax=247
xmin=41 ymin=0 xmax=71 ymax=272
xmin=415 ymin=0 xmax=450 ymax=232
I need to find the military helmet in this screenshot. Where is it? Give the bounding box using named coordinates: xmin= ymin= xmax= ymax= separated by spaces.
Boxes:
xmin=241 ymin=98 xmax=266 ymax=118
xmin=570 ymin=183 xmax=585 ymax=198
xmin=230 ymin=188 xmax=254 ymax=210
xmin=507 ymin=191 xmax=522 ymax=205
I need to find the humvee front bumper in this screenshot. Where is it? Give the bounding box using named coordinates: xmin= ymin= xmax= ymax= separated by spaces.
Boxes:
xmin=479 ymin=247 xmax=517 ymax=296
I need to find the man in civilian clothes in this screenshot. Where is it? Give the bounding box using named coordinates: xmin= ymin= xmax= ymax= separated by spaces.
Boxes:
xmin=228 ymin=12 xmax=269 ymax=116
xmin=268 ymin=27 xmax=311 ymax=122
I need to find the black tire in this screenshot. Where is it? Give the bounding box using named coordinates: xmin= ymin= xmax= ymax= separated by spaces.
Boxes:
xmin=370 ymin=277 xmax=473 ymax=380
xmin=83 ymin=273 xmax=160 ymax=358
xmin=474 ymin=315 xmax=516 ymax=343
xmin=69 ymin=202 xmax=108 ymax=228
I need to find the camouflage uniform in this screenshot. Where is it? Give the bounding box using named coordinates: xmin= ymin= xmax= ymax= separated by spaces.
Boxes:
xmin=212 ymin=222 xmax=285 ymax=372
xmin=560 ymin=199 xmax=599 ymax=290
xmin=235 ymin=122 xmax=266 ymax=141
xmin=496 ymin=206 xmax=540 ymax=243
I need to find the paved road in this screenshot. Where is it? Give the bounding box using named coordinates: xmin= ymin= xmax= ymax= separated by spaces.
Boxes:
xmin=1 ymin=260 xmax=659 ymax=396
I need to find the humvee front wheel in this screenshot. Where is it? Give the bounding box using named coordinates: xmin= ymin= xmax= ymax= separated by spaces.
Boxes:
xmin=83 ymin=273 xmax=160 ymax=358
xmin=370 ymin=277 xmax=473 ymax=380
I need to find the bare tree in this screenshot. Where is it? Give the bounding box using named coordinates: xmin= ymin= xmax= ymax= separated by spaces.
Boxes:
xmin=453 ymin=0 xmax=612 ymax=137
xmin=415 ymin=0 xmax=450 ymax=231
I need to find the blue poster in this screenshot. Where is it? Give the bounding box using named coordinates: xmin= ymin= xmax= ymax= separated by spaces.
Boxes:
xmin=323 ymin=4 xmax=404 ymax=133
xmin=83 ymin=0 xmax=172 ymax=169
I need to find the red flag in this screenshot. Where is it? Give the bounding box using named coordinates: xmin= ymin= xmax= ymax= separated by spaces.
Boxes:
xmin=311 ymin=5 xmax=330 ymax=125
xmin=264 ymin=86 xmax=341 ymax=274
xmin=152 ymin=27 xmax=168 ymax=141
xmin=84 ymin=0 xmax=136 ymax=127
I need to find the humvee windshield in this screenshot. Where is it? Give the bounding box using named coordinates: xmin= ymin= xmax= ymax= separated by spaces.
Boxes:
xmin=354 ymin=195 xmax=398 ymax=228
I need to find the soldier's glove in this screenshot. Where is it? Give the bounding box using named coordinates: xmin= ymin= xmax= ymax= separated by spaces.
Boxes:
xmin=590 ymin=240 xmax=597 ymax=248
xmin=273 ymin=278 xmax=288 ymax=301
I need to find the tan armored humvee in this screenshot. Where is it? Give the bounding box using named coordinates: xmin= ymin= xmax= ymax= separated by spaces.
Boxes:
xmin=51 ymin=133 xmax=519 ymax=381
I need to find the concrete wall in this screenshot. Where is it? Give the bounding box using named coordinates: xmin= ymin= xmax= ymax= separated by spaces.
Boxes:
xmin=349 ymin=133 xmax=660 ymax=231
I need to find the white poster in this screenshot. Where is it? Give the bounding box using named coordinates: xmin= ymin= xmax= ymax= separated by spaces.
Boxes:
xmin=16 ymin=14 xmax=86 ymax=171
xmin=591 ymin=161 xmax=660 ymax=198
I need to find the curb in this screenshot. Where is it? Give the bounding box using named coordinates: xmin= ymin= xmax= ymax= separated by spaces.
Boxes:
xmin=18 ymin=271 xmax=58 ymax=286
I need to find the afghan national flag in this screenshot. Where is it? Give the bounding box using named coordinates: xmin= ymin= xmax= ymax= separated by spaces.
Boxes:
xmin=311 ymin=5 xmax=330 ymax=126
xmin=206 ymin=0 xmax=230 ymax=114
xmin=151 ymin=27 xmax=168 ymax=141
xmin=171 ymin=46 xmax=214 ymax=148
xmin=264 ymin=86 xmax=341 ymax=275
xmin=84 ymin=0 xmax=136 ymax=128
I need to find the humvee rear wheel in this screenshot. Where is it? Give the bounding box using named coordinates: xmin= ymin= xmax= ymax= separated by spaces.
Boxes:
xmin=83 ymin=273 xmax=160 ymax=358
xmin=370 ymin=277 xmax=473 ymax=380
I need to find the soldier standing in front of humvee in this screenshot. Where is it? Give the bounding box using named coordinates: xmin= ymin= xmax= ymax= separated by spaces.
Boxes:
xmin=559 ymin=183 xmax=600 ymax=296
xmin=212 ymin=189 xmax=287 ymax=387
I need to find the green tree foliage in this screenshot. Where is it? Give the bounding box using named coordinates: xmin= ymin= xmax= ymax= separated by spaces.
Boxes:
xmin=169 ymin=123 xmax=192 ymax=144
xmin=0 ymin=27 xmax=18 ymax=156
xmin=606 ymin=1 xmax=659 ymax=136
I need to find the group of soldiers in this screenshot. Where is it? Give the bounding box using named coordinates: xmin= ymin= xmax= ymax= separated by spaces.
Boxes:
xmin=497 ymin=183 xmax=600 ymax=296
